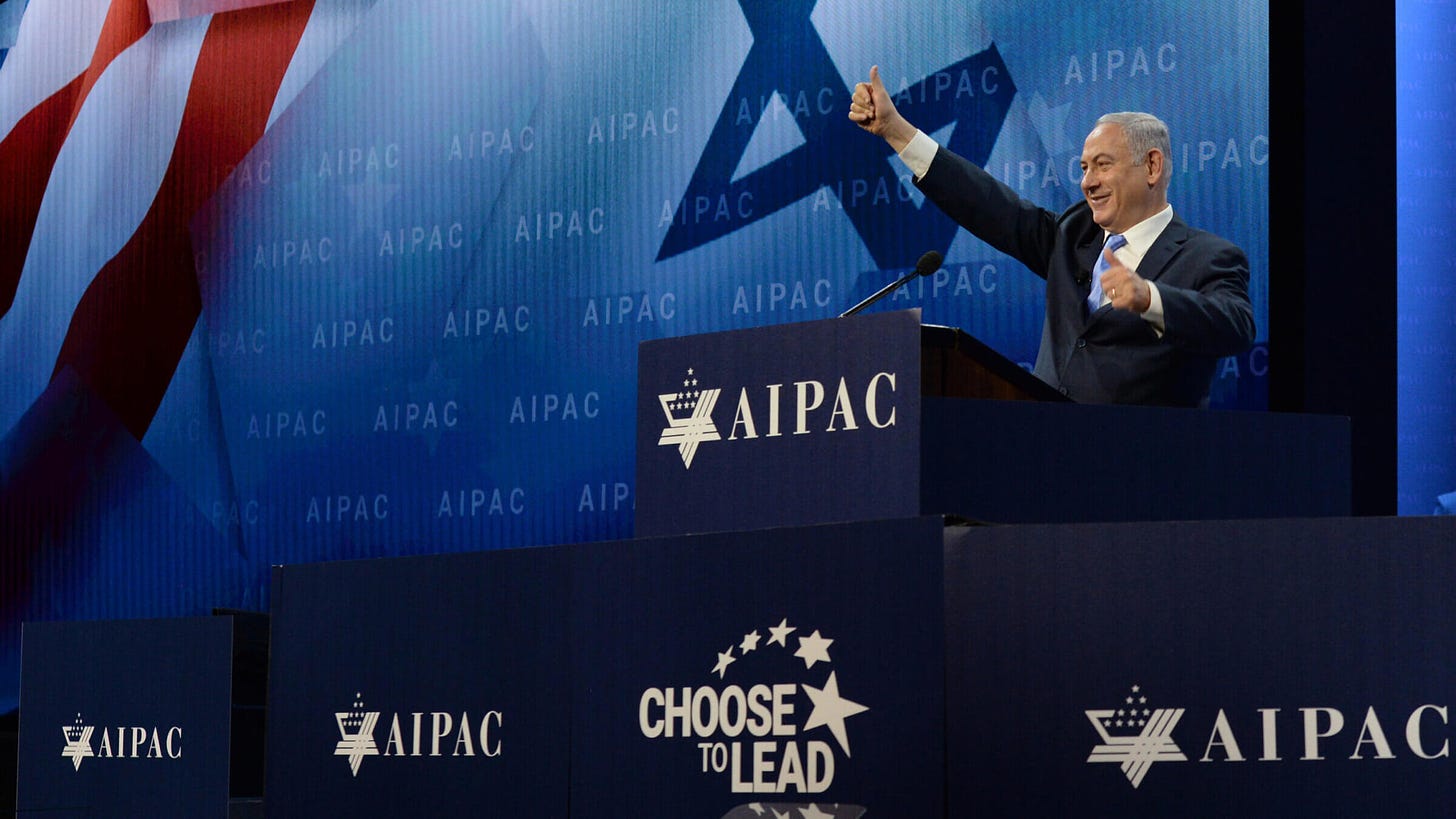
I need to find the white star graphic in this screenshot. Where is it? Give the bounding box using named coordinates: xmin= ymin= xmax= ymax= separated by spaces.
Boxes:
xmin=799 ymin=804 xmax=834 ymax=819
xmin=1026 ymin=91 xmax=1074 ymax=154
xmin=794 ymin=629 xmax=833 ymax=668
xmin=747 ymin=804 xmax=765 ymax=816
xmin=740 ymin=629 xmax=762 ymax=654
xmin=407 ymin=359 xmax=462 ymax=456
xmin=801 ymin=671 xmax=869 ymax=757
xmin=772 ymin=810 xmax=790 ymax=819
xmin=712 ymin=647 xmax=736 ymax=679
xmin=768 ymin=618 xmax=796 ymax=647
xmin=342 ymin=170 xmax=401 ymax=230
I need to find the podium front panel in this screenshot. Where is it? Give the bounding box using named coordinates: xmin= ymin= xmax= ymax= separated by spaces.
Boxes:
xmin=16 ymin=617 xmax=235 ymax=819
xmin=572 ymin=516 xmax=946 ymax=817
xmin=946 ymin=516 xmax=1456 ymax=816
xmin=264 ymin=548 xmax=569 ymax=817
xmin=637 ymin=311 xmax=923 ymax=537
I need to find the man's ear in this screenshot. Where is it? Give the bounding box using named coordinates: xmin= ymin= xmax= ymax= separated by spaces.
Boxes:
xmin=1145 ymin=149 xmax=1165 ymax=188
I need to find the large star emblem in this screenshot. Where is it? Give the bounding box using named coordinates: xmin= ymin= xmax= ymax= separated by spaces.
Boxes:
xmin=657 ymin=0 xmax=1017 ymax=271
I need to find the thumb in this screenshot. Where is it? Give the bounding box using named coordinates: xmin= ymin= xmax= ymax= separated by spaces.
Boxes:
xmin=1103 ymin=246 xmax=1120 ymax=266
xmin=870 ymin=64 xmax=886 ymax=94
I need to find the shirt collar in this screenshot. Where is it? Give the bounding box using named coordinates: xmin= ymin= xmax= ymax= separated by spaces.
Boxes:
xmin=1106 ymin=204 xmax=1174 ymax=262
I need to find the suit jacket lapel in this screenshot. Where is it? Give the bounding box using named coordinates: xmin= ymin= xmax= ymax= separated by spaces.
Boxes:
xmin=1137 ymin=217 xmax=1191 ymax=283
xmin=1076 ymin=229 xmax=1106 ymax=326
xmin=1076 ymin=234 xmax=1102 ymax=282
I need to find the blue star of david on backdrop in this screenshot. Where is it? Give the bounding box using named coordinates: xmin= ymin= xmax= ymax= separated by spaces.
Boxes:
xmin=657 ymin=0 xmax=1017 ymax=271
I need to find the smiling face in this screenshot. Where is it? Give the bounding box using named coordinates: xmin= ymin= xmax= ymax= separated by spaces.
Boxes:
xmin=1079 ymin=123 xmax=1166 ymax=234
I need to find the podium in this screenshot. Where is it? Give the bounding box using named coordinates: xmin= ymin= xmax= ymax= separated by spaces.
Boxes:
xmin=636 ymin=310 xmax=1350 ymax=535
xmin=258 ymin=517 xmax=946 ymax=818
xmin=20 ymin=313 xmax=1385 ymax=817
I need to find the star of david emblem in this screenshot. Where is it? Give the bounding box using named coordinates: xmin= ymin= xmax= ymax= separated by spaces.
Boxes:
xmin=657 ymin=0 xmax=1017 ymax=271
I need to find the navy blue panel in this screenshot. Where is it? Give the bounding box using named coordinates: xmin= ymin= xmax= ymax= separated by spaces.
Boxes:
xmin=572 ymin=516 xmax=945 ymax=817
xmin=264 ymin=548 xmax=569 ymax=817
xmin=922 ymin=397 xmax=1351 ymax=523
xmin=637 ymin=311 xmax=922 ymax=536
xmin=946 ymin=516 xmax=1456 ymax=816
xmin=16 ymin=617 xmax=234 ymax=818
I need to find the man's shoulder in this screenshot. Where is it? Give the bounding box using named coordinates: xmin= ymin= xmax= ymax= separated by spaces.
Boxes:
xmin=1055 ymin=198 xmax=1094 ymax=232
xmin=1164 ymin=216 xmax=1245 ymax=258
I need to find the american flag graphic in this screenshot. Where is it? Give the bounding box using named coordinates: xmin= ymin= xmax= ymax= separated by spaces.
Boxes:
xmin=0 ymin=0 xmax=313 ymax=439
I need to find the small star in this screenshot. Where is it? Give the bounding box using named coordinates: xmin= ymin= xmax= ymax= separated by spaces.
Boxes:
xmin=1139 ymin=696 xmax=1147 ymax=704
xmin=1116 ymin=720 xmax=1124 ymax=727
xmin=740 ymin=630 xmax=762 ymax=653
xmin=795 ymin=629 xmax=833 ymax=668
xmin=768 ymin=618 xmax=796 ymax=647
xmin=772 ymin=810 xmax=790 ymax=819
xmin=1131 ymin=685 xmax=1141 ymax=693
xmin=712 ymin=648 xmax=736 ymax=679
xmin=687 ymin=367 xmax=694 ymax=376
xmin=1143 ymin=709 xmax=1151 ymax=717
xmin=1125 ymin=696 xmax=1134 ymax=704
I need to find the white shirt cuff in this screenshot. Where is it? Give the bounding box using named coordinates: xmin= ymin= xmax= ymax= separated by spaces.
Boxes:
xmin=898 ymin=129 xmax=938 ymax=180
xmin=1142 ymin=281 xmax=1166 ymax=336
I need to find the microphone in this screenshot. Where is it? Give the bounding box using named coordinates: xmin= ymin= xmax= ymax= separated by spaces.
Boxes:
xmin=838 ymin=250 xmax=943 ymax=317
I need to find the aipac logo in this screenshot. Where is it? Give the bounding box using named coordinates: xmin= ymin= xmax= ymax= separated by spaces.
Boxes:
xmin=655 ymin=365 xmax=901 ymax=471
xmin=657 ymin=367 xmax=721 ymax=469
xmin=1085 ymin=684 xmax=1456 ymax=790
xmin=331 ymin=692 xmax=503 ymax=777
xmin=1085 ymin=684 xmax=1186 ymax=788
xmin=57 ymin=711 xmax=183 ymax=771
xmin=61 ymin=713 xmax=95 ymax=771
xmin=638 ymin=617 xmax=869 ymax=812
xmin=334 ymin=693 xmax=381 ymax=776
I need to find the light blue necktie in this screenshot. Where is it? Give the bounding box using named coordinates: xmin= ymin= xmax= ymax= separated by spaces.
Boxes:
xmin=1087 ymin=233 xmax=1128 ymax=315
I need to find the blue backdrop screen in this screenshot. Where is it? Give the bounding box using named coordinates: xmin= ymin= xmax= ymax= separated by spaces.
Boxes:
xmin=0 ymin=0 xmax=1269 ymax=710
xmin=1397 ymin=0 xmax=1456 ymax=515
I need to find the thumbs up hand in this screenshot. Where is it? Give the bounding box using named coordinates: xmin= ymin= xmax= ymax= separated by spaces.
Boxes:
xmin=848 ymin=65 xmax=917 ymax=152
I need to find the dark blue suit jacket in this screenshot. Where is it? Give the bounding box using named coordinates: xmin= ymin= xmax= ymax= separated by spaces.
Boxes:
xmin=917 ymin=145 xmax=1255 ymax=407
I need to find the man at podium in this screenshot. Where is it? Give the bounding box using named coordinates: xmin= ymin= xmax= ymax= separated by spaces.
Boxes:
xmin=848 ymin=66 xmax=1255 ymax=407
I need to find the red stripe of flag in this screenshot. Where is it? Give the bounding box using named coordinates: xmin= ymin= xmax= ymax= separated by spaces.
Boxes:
xmin=51 ymin=0 xmax=317 ymax=439
xmin=0 ymin=0 xmax=150 ymax=319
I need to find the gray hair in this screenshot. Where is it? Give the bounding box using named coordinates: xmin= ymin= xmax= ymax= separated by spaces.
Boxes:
xmin=1095 ymin=112 xmax=1171 ymax=169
